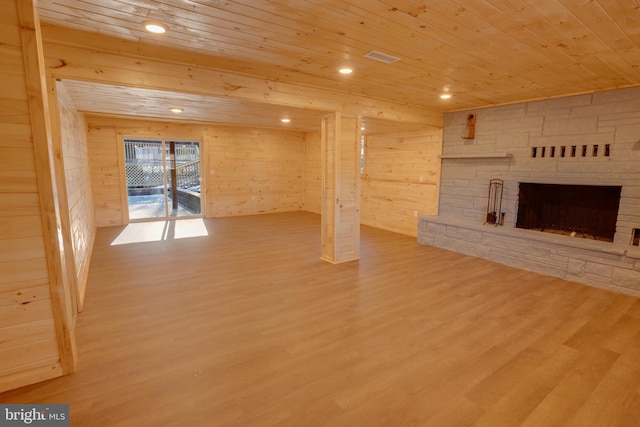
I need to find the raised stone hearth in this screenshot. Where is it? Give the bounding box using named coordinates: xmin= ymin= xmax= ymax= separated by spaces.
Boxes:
xmin=419 ymin=86 xmax=640 ymax=296
xmin=418 ymin=216 xmax=640 ymax=296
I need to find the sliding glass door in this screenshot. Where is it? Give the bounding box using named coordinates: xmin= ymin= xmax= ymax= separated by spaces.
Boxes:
xmin=124 ymin=138 xmax=202 ymax=221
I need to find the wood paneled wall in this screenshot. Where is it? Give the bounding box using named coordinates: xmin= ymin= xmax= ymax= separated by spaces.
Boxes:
xmin=303 ymin=131 xmax=322 ymax=214
xmin=303 ymin=128 xmax=443 ymax=236
xmin=86 ymin=117 xmax=306 ymax=225
xmin=0 ymin=0 xmax=63 ymax=393
xmin=57 ymin=82 xmax=95 ymax=309
xmin=87 ymin=123 xmax=124 ymax=227
xmin=207 ymin=126 xmax=304 ymax=217
xmin=361 ymin=129 xmax=443 ymax=236
xmin=85 ymin=116 xmax=442 ymax=238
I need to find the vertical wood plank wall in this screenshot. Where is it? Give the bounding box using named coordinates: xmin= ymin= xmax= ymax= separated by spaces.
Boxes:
xmin=86 ymin=117 xmax=307 ymax=225
xmin=56 ymin=82 xmax=95 ymax=310
xmin=86 ymin=123 xmax=123 ymax=227
xmin=303 ymin=131 xmax=322 ymax=214
xmin=85 ymin=116 xmax=443 ymax=237
xmin=207 ymin=126 xmax=304 ymax=217
xmin=361 ymin=128 xmax=443 ymax=236
xmin=0 ymin=0 xmax=62 ymax=393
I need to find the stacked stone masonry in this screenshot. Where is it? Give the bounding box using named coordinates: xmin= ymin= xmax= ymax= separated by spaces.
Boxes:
xmin=419 ymin=86 xmax=640 ymax=296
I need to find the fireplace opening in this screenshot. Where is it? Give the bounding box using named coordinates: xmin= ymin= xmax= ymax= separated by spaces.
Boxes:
xmin=516 ymin=183 xmax=622 ymax=242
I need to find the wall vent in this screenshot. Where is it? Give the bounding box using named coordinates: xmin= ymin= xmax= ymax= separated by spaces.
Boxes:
xmin=363 ymin=50 xmax=401 ymax=64
xmin=531 ymin=144 xmax=610 ymax=158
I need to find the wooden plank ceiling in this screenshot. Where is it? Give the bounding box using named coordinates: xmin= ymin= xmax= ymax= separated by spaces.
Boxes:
xmin=60 ymin=80 xmax=427 ymax=135
xmin=38 ymin=0 xmax=640 ymax=129
xmin=60 ymin=80 xmax=325 ymax=132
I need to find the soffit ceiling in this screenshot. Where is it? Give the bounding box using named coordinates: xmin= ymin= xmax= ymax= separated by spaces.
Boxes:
xmin=60 ymin=80 xmax=325 ymax=132
xmin=38 ymin=0 xmax=640 ymax=129
xmin=60 ymin=80 xmax=428 ymax=135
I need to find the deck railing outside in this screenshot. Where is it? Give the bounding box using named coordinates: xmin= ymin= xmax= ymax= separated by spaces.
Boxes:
xmin=124 ymin=140 xmax=200 ymax=192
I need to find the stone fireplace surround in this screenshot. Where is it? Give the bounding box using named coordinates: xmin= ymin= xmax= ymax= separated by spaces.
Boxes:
xmin=418 ymin=87 xmax=640 ymax=296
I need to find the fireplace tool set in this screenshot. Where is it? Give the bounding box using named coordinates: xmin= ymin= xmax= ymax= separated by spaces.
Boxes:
xmin=485 ymin=179 xmax=504 ymax=226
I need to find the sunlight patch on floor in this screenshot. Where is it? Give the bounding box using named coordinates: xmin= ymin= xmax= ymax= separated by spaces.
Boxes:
xmin=173 ymin=218 xmax=209 ymax=240
xmin=111 ymin=218 xmax=209 ymax=245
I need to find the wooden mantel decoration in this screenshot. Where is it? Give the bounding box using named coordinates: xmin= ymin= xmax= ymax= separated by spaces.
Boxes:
xmin=463 ymin=113 xmax=476 ymax=139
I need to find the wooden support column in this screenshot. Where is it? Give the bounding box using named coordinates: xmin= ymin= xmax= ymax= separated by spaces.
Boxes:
xmin=321 ymin=113 xmax=362 ymax=264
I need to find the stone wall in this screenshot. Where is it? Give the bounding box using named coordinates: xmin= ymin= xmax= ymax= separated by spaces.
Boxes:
xmin=437 ymin=86 xmax=640 ymax=245
xmin=419 ymin=86 xmax=640 ymax=296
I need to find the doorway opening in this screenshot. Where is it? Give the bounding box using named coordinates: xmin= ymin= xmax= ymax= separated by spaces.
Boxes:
xmin=124 ymin=138 xmax=202 ymax=220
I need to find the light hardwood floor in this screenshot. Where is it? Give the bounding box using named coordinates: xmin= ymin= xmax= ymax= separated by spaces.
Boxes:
xmin=3 ymin=212 xmax=640 ymax=426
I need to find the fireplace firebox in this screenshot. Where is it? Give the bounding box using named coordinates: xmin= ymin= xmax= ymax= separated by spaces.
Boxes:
xmin=516 ymin=183 xmax=622 ymax=242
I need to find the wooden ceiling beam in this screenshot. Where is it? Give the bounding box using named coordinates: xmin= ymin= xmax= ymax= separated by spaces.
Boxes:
xmin=41 ymin=25 xmax=442 ymax=128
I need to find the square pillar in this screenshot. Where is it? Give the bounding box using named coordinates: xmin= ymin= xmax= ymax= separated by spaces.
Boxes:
xmin=320 ymin=112 xmax=361 ymax=263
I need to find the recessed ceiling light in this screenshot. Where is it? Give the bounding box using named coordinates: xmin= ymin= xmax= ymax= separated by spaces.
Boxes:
xmin=170 ymin=108 xmax=183 ymax=113
xmin=144 ymin=22 xmax=167 ymax=34
xmin=361 ymin=126 xmax=366 ymax=131
xmin=339 ymin=68 xmax=353 ymax=75
xmin=440 ymin=94 xmax=452 ymax=99
xmin=281 ymin=118 xmax=291 ymax=123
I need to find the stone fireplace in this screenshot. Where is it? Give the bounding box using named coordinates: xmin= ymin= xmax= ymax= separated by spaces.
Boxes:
xmin=418 ymin=87 xmax=640 ymax=296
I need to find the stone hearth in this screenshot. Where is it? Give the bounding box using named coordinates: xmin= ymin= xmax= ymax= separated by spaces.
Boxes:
xmin=418 ymin=215 xmax=640 ymax=296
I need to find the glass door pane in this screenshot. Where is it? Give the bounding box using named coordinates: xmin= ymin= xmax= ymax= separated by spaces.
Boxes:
xmin=125 ymin=139 xmax=202 ymax=220
xmin=167 ymin=141 xmax=202 ymax=217
xmin=125 ymin=139 xmax=168 ymax=220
